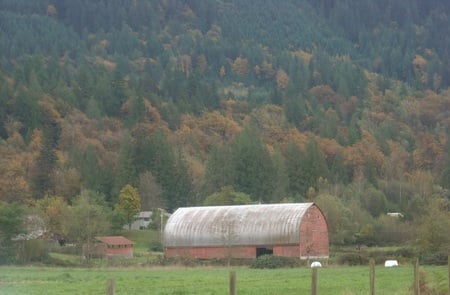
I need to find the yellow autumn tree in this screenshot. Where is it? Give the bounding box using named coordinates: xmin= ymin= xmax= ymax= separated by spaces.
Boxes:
xmin=309 ymin=85 xmax=338 ymax=105
xmin=47 ymin=4 xmax=57 ymax=17
xmin=206 ymin=24 xmax=222 ymax=41
xmin=179 ymin=55 xmax=192 ymax=77
xmin=276 ymin=69 xmax=289 ymax=89
xmin=0 ymin=155 xmax=31 ymax=203
xmin=412 ymin=54 xmax=428 ymax=83
xmin=231 ymin=57 xmax=249 ymax=76
xmin=37 ymin=196 xmax=68 ymax=234
xmin=219 ymin=66 xmax=226 ymax=78
xmin=261 ymin=60 xmax=276 ymax=79
xmin=115 ymin=184 xmax=141 ymax=230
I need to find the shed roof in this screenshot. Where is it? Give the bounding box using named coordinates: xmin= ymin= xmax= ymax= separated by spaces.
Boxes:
xmin=95 ymin=236 xmax=135 ymax=246
xmin=164 ymin=203 xmax=315 ymax=247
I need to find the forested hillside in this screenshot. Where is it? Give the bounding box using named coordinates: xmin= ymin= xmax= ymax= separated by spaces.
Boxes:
xmin=0 ymin=0 xmax=449 ymax=262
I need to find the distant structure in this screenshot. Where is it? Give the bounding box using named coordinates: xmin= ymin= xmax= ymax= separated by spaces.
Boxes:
xmin=124 ymin=211 xmax=152 ymax=230
xmin=92 ymin=236 xmax=135 ymax=258
xmin=387 ymin=212 xmax=404 ymax=218
xmin=164 ymin=203 xmax=329 ymax=260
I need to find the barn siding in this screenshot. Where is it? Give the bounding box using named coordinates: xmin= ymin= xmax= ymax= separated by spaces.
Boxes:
xmin=299 ymin=205 xmax=329 ymax=259
xmin=165 ymin=246 xmax=256 ymax=259
xmin=273 ymin=245 xmax=300 ymax=257
xmin=105 ymin=246 xmax=134 ymax=258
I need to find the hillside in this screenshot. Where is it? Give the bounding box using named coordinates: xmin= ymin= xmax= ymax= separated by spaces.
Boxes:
xmin=0 ymin=0 xmax=449 ymax=261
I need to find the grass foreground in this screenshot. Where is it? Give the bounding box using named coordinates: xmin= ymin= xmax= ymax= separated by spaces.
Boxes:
xmin=0 ymin=264 xmax=448 ymax=295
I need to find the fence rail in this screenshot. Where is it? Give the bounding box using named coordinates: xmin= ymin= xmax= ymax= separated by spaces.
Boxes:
xmin=105 ymin=257 xmax=450 ymax=295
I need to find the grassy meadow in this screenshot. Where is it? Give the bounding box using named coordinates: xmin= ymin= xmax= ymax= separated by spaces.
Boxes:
xmin=1 ymin=231 xmax=448 ymax=294
xmin=1 ymin=265 xmax=448 ymax=295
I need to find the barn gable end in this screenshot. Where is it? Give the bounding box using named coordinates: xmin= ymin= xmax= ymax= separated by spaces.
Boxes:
xmin=164 ymin=203 xmax=329 ymax=260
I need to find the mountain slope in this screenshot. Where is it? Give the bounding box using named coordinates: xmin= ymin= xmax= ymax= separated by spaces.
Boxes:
xmin=0 ymin=0 xmax=449 ymax=250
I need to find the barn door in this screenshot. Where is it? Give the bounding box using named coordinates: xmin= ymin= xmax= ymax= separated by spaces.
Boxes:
xmin=256 ymin=247 xmax=273 ymax=257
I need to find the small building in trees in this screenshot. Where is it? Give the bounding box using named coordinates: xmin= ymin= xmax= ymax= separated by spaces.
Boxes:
xmin=123 ymin=211 xmax=152 ymax=230
xmin=91 ymin=236 xmax=135 ymax=258
xmin=164 ymin=203 xmax=329 ymax=260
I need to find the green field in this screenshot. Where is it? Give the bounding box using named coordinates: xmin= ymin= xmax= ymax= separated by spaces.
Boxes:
xmin=0 ymin=265 xmax=448 ymax=295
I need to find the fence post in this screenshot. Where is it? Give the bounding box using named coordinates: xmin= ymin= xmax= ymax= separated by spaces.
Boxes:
xmin=229 ymin=271 xmax=236 ymax=295
xmin=447 ymin=254 xmax=449 ymax=295
xmin=106 ymin=278 xmax=115 ymax=295
xmin=311 ymin=267 xmax=318 ymax=295
xmin=370 ymin=259 xmax=375 ymax=295
xmin=414 ymin=258 xmax=420 ymax=295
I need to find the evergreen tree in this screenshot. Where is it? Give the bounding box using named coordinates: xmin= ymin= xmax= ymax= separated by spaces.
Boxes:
xmin=114 ymin=132 xmax=137 ymax=200
xmin=133 ymin=129 xmax=192 ymax=211
xmin=329 ymin=153 xmax=349 ymax=185
xmin=303 ymin=137 xmax=329 ymax=191
xmin=230 ymin=125 xmax=275 ymax=202
xmin=269 ymin=146 xmax=289 ymax=202
xmin=78 ymin=145 xmax=113 ymax=203
xmin=284 ymin=142 xmax=307 ymax=200
xmin=107 ymin=60 xmax=129 ymax=116
xmin=203 ymin=142 xmax=234 ymax=195
xmin=164 ymin=151 xmax=193 ymax=210
xmin=32 ymin=144 xmax=57 ymax=199
xmin=31 ymin=102 xmax=61 ymax=199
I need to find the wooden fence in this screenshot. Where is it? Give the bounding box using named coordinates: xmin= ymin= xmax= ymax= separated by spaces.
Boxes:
xmin=106 ymin=255 xmax=450 ymax=295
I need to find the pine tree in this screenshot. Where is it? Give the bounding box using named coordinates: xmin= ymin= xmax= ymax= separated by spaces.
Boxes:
xmin=203 ymin=143 xmax=233 ymax=195
xmin=31 ymin=101 xmax=61 ymax=199
xmin=303 ymin=138 xmax=329 ymax=191
xmin=114 ymin=132 xmax=137 ymax=200
xmin=284 ymin=142 xmax=307 ymax=200
xmin=230 ymin=125 xmax=275 ymax=202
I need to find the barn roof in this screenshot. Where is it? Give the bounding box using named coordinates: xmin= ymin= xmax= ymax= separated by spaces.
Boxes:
xmin=164 ymin=203 xmax=315 ymax=247
xmin=95 ymin=236 xmax=135 ymax=246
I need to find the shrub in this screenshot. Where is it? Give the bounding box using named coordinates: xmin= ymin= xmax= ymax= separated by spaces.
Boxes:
xmin=419 ymin=252 xmax=449 ymax=265
xmin=149 ymin=241 xmax=163 ymax=252
xmin=17 ymin=239 xmax=49 ymax=263
xmin=337 ymin=253 xmax=368 ymax=265
xmin=250 ymin=255 xmax=296 ymax=269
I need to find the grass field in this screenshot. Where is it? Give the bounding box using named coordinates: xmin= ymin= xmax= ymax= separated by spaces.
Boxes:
xmin=0 ymin=265 xmax=448 ymax=295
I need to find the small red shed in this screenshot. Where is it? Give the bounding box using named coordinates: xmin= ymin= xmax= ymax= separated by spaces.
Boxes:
xmin=164 ymin=203 xmax=329 ymax=260
xmin=94 ymin=236 xmax=135 ymax=258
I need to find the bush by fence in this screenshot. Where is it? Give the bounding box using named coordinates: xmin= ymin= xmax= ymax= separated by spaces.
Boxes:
xmin=250 ymin=254 xmax=299 ymax=269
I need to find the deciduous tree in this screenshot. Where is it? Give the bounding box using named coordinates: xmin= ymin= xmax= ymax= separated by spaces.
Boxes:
xmin=417 ymin=198 xmax=450 ymax=253
xmin=63 ymin=191 xmax=112 ymax=255
xmin=115 ymin=184 xmax=141 ymax=230
xmin=203 ymin=186 xmax=252 ymax=206
xmin=0 ymin=202 xmax=24 ymax=264
xmin=231 ymin=57 xmax=249 ymax=76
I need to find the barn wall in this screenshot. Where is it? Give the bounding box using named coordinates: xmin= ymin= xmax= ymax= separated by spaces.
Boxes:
xmin=166 ymin=245 xmax=306 ymax=259
xmin=273 ymin=245 xmax=300 ymax=257
xmin=299 ymin=205 xmax=329 ymax=259
xmin=105 ymin=247 xmax=134 ymax=258
xmin=165 ymin=246 xmax=256 ymax=259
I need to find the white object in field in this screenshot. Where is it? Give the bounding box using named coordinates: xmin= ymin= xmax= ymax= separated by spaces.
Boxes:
xmin=311 ymin=261 xmax=322 ymax=268
xmin=384 ymin=260 xmax=399 ymax=267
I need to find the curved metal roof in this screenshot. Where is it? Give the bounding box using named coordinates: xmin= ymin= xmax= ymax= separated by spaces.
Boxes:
xmin=164 ymin=203 xmax=314 ymax=247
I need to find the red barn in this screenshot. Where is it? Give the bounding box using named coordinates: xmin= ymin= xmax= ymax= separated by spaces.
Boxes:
xmin=164 ymin=203 xmax=329 ymax=260
xmin=94 ymin=236 xmax=135 ymax=258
